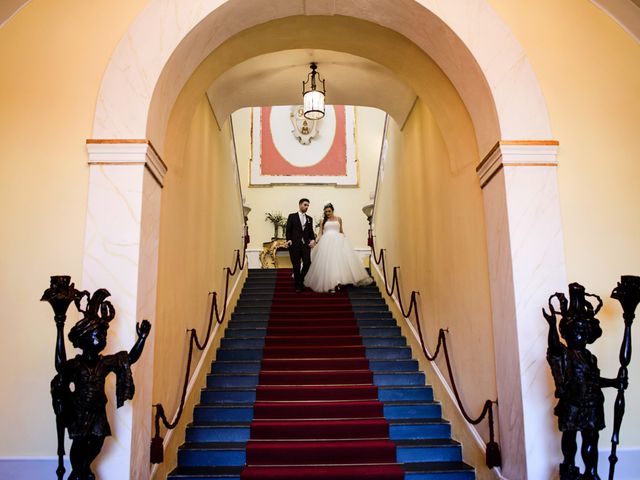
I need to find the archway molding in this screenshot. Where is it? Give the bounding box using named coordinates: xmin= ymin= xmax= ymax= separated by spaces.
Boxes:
xmin=92 ymin=0 xmax=552 ymax=157
xmin=87 ymin=2 xmax=566 ymax=480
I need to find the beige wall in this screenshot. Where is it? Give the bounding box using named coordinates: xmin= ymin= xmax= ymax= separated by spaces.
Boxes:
xmin=232 ymin=106 xmax=385 ymax=252
xmin=374 ymin=99 xmax=498 ymax=459
xmin=0 ymin=0 xmax=147 ymax=456
xmin=488 ymin=0 xmax=640 ymax=447
xmin=151 ymin=94 xmax=245 ymax=477
xmin=0 ymin=0 xmax=245 ymax=460
xmin=2 ymin=0 xmax=640 ymax=467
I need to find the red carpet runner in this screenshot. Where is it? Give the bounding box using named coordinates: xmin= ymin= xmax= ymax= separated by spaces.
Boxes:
xmin=241 ymin=269 xmax=404 ymax=480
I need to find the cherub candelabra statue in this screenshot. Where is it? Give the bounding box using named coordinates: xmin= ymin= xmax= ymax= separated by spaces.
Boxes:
xmin=42 ymin=276 xmax=151 ymax=480
xmin=543 ymin=278 xmax=639 ymax=480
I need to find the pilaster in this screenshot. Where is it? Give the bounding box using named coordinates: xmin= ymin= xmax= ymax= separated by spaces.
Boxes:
xmin=83 ymin=140 xmax=166 ymax=480
xmin=477 ymin=141 xmax=566 ymax=479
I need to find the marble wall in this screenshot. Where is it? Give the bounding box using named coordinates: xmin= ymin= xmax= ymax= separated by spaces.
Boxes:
xmin=93 ymin=0 xmax=551 ymax=157
xmin=84 ymin=141 xmax=166 ymax=480
xmin=478 ymin=142 xmax=567 ymax=479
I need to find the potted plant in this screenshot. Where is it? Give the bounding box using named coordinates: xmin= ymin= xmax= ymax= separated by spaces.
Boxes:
xmin=265 ymin=211 xmax=287 ymax=239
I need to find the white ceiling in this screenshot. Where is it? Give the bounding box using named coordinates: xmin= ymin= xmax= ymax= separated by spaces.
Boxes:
xmin=206 ymin=49 xmax=417 ymax=126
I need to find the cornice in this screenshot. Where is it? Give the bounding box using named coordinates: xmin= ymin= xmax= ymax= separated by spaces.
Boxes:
xmin=86 ymin=139 xmax=167 ymax=187
xmin=477 ymin=141 xmax=559 ymax=188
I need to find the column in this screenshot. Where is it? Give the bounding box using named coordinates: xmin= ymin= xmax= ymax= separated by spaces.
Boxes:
xmin=477 ymin=141 xmax=567 ymax=479
xmin=83 ymin=140 xmax=167 ymax=480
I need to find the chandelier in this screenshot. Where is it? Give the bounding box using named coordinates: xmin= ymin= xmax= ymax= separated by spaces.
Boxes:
xmin=302 ymin=63 xmax=326 ymax=120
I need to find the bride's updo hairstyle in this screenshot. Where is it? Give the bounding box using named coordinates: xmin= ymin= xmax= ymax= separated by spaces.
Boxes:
xmin=323 ymin=203 xmax=334 ymax=226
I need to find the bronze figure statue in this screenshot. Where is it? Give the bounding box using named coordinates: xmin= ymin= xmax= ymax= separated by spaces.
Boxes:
xmin=543 ymin=283 xmax=627 ymax=480
xmin=42 ymin=276 xmax=151 ymax=480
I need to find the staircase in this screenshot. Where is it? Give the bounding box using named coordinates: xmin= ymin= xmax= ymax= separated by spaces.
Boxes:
xmin=168 ymin=269 xmax=475 ymax=479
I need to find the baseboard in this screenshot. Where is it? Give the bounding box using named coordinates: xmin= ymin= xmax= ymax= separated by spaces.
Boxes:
xmin=369 ymin=260 xmax=502 ymax=480
xmin=0 ymin=457 xmax=71 ymax=479
xmin=368 ymin=266 xmax=490 ymax=451
xmin=370 ymin=261 xmax=640 ymax=480
xmin=354 ymin=248 xmax=370 ymax=262
xmin=6 ymin=448 xmax=636 ymax=480
xmin=572 ymin=447 xmax=640 ymax=479
xmin=4 ymin=264 xmax=242 ymax=480
xmin=150 ymin=266 xmax=248 ymax=479
xmin=246 ymin=249 xmax=261 ymax=269
xmin=579 ymin=447 xmax=640 ymax=480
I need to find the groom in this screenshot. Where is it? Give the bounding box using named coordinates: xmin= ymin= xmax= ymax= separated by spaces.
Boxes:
xmin=286 ymin=198 xmax=316 ymax=292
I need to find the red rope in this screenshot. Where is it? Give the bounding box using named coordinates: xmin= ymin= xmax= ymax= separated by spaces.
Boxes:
xmin=370 ymin=235 xmax=501 ymax=469
xmin=151 ymin=247 xmax=247 ymax=463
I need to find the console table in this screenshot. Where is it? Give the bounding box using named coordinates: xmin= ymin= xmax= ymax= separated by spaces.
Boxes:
xmin=259 ymin=239 xmax=289 ymax=268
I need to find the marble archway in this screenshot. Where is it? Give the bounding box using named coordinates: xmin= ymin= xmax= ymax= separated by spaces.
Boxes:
xmin=92 ymin=0 xmax=552 ymax=156
xmin=87 ymin=2 xmax=566 ymax=479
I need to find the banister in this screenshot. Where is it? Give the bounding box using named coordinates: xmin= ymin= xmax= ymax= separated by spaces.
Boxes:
xmin=150 ymin=115 xmax=250 ymax=464
xmin=150 ymin=247 xmax=247 ymax=463
xmin=370 ymin=238 xmax=501 ymax=469
xmin=368 ymin=113 xmax=500 ymax=469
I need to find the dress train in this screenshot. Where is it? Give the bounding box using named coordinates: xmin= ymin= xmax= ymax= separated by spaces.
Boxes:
xmin=304 ymin=220 xmax=373 ymax=292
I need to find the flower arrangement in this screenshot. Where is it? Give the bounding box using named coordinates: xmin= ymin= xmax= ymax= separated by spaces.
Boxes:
xmin=265 ymin=211 xmax=287 ymax=239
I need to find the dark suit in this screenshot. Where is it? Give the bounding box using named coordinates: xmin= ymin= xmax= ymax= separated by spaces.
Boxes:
xmin=286 ymin=212 xmax=316 ymax=289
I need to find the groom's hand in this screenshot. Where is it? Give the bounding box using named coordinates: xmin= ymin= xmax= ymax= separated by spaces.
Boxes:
xmin=309 ymin=240 xmax=316 ymax=248
xmin=286 ymin=240 xmax=292 ymax=246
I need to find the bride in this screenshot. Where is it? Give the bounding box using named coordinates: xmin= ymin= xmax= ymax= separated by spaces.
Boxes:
xmin=304 ymin=203 xmax=373 ymax=293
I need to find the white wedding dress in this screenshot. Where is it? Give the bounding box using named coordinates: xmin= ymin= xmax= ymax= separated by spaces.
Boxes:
xmin=304 ymin=220 xmax=373 ymax=292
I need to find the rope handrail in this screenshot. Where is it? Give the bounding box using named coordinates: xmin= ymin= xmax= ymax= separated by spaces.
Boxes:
xmin=370 ymin=237 xmax=502 ymax=469
xmin=150 ymin=246 xmax=247 ymax=464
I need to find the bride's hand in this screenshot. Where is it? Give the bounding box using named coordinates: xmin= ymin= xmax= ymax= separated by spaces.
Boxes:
xmin=309 ymin=239 xmax=316 ymax=248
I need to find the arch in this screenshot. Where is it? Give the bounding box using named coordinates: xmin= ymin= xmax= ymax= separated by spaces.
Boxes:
xmin=205 ymin=49 xmax=418 ymax=129
xmin=92 ymin=0 xmax=552 ymax=156
xmin=88 ymin=2 xmax=563 ymax=479
xmin=162 ymin=15 xmax=481 ymax=175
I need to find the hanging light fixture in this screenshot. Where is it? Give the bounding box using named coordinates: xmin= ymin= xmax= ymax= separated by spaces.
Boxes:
xmin=302 ymin=63 xmax=326 ymax=120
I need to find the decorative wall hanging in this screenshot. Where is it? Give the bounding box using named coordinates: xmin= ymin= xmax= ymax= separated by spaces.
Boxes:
xmin=250 ymin=105 xmax=357 ymax=185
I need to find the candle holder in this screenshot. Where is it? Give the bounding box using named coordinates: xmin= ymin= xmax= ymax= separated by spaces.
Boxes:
xmin=543 ymin=277 xmax=638 ymax=480
xmin=42 ymin=276 xmax=151 ymax=480
xmin=608 ymin=275 xmax=640 ymax=480
xmin=41 ymin=276 xmax=79 ymax=480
